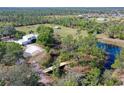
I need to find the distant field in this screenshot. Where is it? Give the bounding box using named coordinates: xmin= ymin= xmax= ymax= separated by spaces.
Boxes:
xmin=16 ymin=24 xmax=88 ymax=38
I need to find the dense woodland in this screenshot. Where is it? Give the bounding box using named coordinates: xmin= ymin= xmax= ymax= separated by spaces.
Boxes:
xmin=0 ymin=7 xmax=123 ymax=26
xmin=0 ymin=8 xmax=124 ymax=86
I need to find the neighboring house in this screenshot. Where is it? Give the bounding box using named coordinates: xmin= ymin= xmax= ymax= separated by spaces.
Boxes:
xmin=54 ymin=26 xmax=61 ymax=29
xmin=78 ymin=15 xmax=83 ymax=18
xmin=14 ymin=34 xmax=38 ymax=46
xmin=96 ymin=18 xmax=109 ymax=23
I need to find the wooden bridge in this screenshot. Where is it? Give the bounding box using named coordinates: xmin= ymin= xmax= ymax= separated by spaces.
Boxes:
xmin=43 ymin=61 xmax=72 ymax=73
xmin=30 ymin=60 xmax=73 ymax=85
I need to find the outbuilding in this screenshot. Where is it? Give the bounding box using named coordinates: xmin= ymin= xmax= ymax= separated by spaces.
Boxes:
xmin=14 ymin=34 xmax=38 ymax=46
xmin=54 ymin=26 xmax=61 ymax=29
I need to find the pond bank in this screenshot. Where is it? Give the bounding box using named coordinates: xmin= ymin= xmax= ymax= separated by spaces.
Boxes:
xmin=96 ymin=34 xmax=124 ymax=48
xmin=97 ymin=42 xmax=121 ymax=69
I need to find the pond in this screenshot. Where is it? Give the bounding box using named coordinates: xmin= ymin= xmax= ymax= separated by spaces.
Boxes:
xmin=97 ymin=42 xmax=121 ymax=69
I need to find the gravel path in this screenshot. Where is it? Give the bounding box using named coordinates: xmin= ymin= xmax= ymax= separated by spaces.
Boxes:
xmin=31 ymin=61 xmax=53 ymax=85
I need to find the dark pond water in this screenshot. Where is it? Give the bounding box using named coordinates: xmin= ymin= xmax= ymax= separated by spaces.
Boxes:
xmin=97 ymin=42 xmax=121 ymax=69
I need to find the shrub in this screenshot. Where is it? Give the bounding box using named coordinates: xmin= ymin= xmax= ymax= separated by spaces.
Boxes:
xmin=118 ymin=34 xmax=124 ymax=40
xmin=81 ymin=67 xmax=100 ymax=86
xmin=99 ymin=70 xmax=122 ymax=86
xmin=64 ymin=80 xmax=78 ymax=86
xmin=23 ymin=73 xmax=39 ymax=86
xmin=58 ymin=51 xmax=73 ymax=62
xmin=0 ymin=63 xmax=39 ymax=86
xmin=111 ymin=58 xmax=121 ymax=69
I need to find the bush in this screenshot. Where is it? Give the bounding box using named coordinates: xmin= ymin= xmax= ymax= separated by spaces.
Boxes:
xmin=111 ymin=58 xmax=121 ymax=69
xmin=55 ymin=71 xmax=84 ymax=86
xmin=58 ymin=51 xmax=73 ymax=62
xmin=112 ymin=49 xmax=124 ymax=69
xmin=99 ymin=70 xmax=122 ymax=86
xmin=0 ymin=80 xmax=6 ymax=86
xmin=40 ymin=58 xmax=51 ymax=68
xmin=15 ymin=31 xmax=26 ymax=39
xmin=23 ymin=73 xmax=39 ymax=86
xmin=0 ymin=63 xmax=39 ymax=86
xmin=1 ymin=26 xmax=16 ymax=36
xmin=64 ymin=80 xmax=78 ymax=86
xmin=102 ymin=78 xmax=122 ymax=86
xmin=118 ymin=34 xmax=124 ymax=40
xmin=36 ymin=25 xmax=53 ymax=33
xmin=81 ymin=67 xmax=100 ymax=86
xmin=52 ymin=62 xmax=62 ymax=78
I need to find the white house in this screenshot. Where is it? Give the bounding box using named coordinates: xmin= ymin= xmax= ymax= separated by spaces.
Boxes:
xmin=78 ymin=15 xmax=83 ymax=17
xmin=14 ymin=34 xmax=38 ymax=46
xmin=96 ymin=18 xmax=109 ymax=23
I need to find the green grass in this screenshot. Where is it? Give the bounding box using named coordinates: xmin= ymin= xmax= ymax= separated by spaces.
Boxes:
xmin=43 ymin=24 xmax=88 ymax=38
xmin=15 ymin=24 xmax=41 ymax=33
xmin=16 ymin=24 xmax=88 ymax=38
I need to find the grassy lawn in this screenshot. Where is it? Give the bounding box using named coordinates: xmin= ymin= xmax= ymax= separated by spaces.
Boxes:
xmin=16 ymin=24 xmax=88 ymax=38
xmin=44 ymin=24 xmax=88 ymax=38
xmin=15 ymin=24 xmax=41 ymax=33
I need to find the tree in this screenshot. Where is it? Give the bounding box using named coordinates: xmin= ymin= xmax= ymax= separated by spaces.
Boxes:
xmin=64 ymin=79 xmax=78 ymax=86
xmin=1 ymin=26 xmax=16 ymax=36
xmin=81 ymin=68 xmax=100 ymax=86
xmin=0 ymin=42 xmax=23 ymax=65
xmin=37 ymin=25 xmax=54 ymax=47
xmin=98 ymin=70 xmax=122 ymax=86
xmin=58 ymin=51 xmax=73 ymax=62
xmin=0 ymin=42 xmax=6 ymax=60
xmin=0 ymin=80 xmax=5 ymax=86
xmin=55 ymin=71 xmax=84 ymax=86
xmin=76 ymin=35 xmax=105 ymax=68
xmin=61 ymin=34 xmax=76 ymax=51
xmin=36 ymin=25 xmax=53 ymax=34
xmin=107 ymin=23 xmax=124 ymax=39
xmin=112 ymin=49 xmax=124 ymax=69
xmin=52 ymin=61 xmax=62 ymax=78
xmin=0 ymin=26 xmax=25 ymax=39
xmin=23 ymin=73 xmax=39 ymax=86
xmin=0 ymin=63 xmax=40 ymax=86
xmin=15 ymin=31 xmax=26 ymax=39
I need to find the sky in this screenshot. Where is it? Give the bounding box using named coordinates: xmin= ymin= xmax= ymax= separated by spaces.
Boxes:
xmin=0 ymin=0 xmax=124 ymax=7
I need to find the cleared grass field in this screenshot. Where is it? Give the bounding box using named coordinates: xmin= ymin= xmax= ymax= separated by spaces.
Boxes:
xmin=44 ymin=24 xmax=88 ymax=38
xmin=15 ymin=24 xmax=41 ymax=33
xmin=16 ymin=24 xmax=88 ymax=38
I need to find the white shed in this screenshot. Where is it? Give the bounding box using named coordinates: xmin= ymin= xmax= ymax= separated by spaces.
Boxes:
xmin=14 ymin=34 xmax=38 ymax=45
xmin=22 ymin=34 xmax=38 ymax=41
